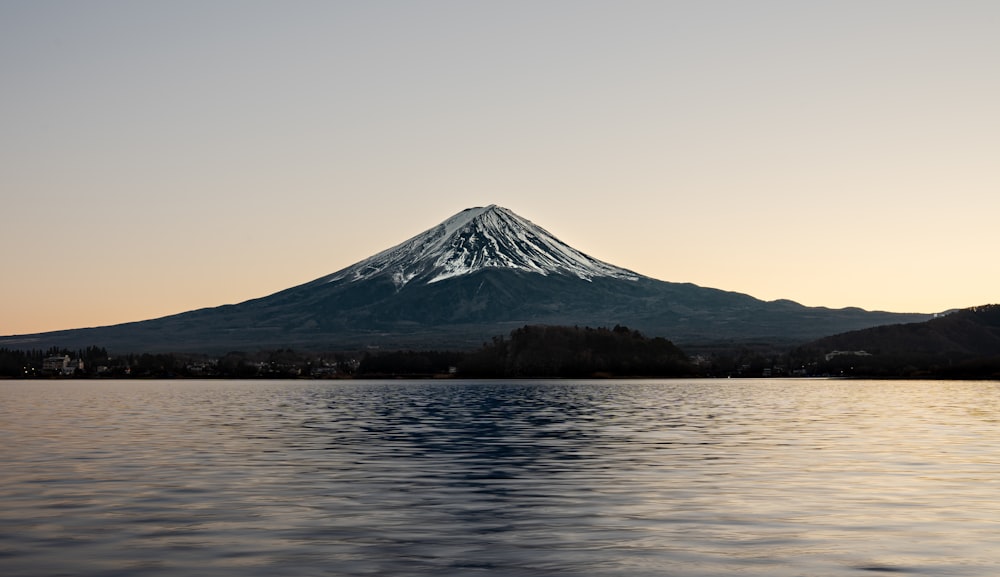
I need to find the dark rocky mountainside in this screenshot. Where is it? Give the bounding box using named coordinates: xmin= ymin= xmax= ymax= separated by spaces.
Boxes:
xmin=808 ymin=305 xmax=1000 ymax=357
xmin=2 ymin=205 xmax=931 ymax=353
xmin=799 ymin=305 xmax=1000 ymax=378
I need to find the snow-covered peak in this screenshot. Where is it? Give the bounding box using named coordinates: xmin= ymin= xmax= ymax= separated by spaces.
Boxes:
xmin=321 ymin=205 xmax=641 ymax=288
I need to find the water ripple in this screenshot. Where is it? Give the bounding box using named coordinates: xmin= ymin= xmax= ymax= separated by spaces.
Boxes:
xmin=2 ymin=379 xmax=1000 ymax=576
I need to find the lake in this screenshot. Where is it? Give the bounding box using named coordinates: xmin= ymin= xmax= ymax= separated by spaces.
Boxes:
xmin=2 ymin=378 xmax=999 ymax=576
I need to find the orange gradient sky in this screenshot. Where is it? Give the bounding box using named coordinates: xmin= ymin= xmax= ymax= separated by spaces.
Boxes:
xmin=2 ymin=1 xmax=998 ymax=336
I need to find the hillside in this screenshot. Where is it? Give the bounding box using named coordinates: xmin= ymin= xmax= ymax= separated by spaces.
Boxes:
xmin=800 ymin=304 xmax=1000 ymax=377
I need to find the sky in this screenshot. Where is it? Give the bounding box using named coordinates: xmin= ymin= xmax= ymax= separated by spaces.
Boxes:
xmin=2 ymin=0 xmax=998 ymax=336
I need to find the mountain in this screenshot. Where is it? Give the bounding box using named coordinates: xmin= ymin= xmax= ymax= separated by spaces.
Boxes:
xmin=1 ymin=205 xmax=931 ymax=353
xmin=799 ymin=304 xmax=1000 ymax=377
xmin=808 ymin=305 xmax=1000 ymax=357
xmin=316 ymin=205 xmax=640 ymax=287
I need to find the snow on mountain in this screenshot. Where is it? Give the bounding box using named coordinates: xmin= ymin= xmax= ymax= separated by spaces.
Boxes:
xmin=321 ymin=205 xmax=641 ymax=288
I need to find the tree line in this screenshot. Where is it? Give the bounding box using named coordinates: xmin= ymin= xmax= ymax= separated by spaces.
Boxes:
xmin=0 ymin=325 xmax=694 ymax=379
xmin=6 ymin=320 xmax=998 ymax=380
xmin=459 ymin=324 xmax=693 ymax=377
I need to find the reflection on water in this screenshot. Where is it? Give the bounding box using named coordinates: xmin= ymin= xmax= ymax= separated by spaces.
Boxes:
xmin=2 ymin=379 xmax=1000 ymax=576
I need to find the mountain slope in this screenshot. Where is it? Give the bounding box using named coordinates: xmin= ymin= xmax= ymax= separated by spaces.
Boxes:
xmin=808 ymin=305 xmax=1000 ymax=357
xmin=799 ymin=304 xmax=1000 ymax=377
xmin=1 ymin=205 xmax=932 ymax=353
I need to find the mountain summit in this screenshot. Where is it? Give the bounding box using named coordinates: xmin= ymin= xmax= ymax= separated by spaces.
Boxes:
xmin=1 ymin=205 xmax=931 ymax=352
xmin=317 ymin=204 xmax=639 ymax=288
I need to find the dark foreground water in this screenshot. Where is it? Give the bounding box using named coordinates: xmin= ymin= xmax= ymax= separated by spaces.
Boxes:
xmin=2 ymin=379 xmax=999 ymax=576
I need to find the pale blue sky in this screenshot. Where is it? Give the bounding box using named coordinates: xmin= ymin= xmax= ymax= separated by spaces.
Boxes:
xmin=2 ymin=1 xmax=998 ymax=335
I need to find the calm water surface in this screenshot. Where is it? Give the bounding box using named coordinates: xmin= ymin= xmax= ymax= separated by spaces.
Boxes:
xmin=2 ymin=378 xmax=999 ymax=576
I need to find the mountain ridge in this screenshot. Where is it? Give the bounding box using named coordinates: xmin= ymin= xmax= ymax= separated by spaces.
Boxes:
xmin=1 ymin=205 xmax=932 ymax=353
xmin=808 ymin=305 xmax=1000 ymax=357
xmin=797 ymin=304 xmax=1000 ymax=378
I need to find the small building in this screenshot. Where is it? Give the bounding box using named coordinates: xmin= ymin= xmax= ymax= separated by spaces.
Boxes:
xmin=824 ymin=350 xmax=873 ymax=362
xmin=42 ymin=355 xmax=70 ymax=373
xmin=41 ymin=355 xmax=84 ymax=375
xmin=65 ymin=358 xmax=84 ymax=375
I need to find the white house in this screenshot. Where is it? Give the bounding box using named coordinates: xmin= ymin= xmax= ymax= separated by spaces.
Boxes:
xmin=41 ymin=355 xmax=84 ymax=375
